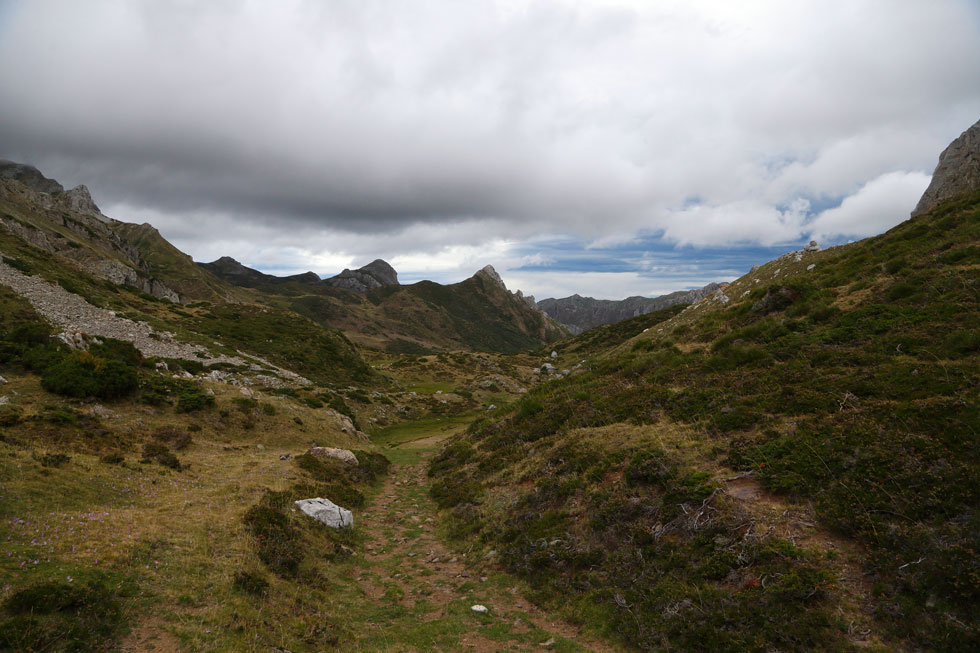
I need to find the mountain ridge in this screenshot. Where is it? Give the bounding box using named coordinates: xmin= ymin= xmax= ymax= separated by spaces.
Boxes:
xmin=536 ymin=282 xmax=722 ymax=334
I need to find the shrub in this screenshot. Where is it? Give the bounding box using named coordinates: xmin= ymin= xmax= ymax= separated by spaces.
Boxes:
xmin=99 ymin=452 xmax=124 ymax=465
xmin=0 ymin=573 xmax=128 ymax=652
xmin=259 ymin=402 xmax=276 ymax=416
xmin=232 ymin=571 xmax=269 ymax=597
xmin=141 ymin=442 xmax=182 ymax=471
xmin=153 ymin=426 xmax=192 ymax=450
xmin=175 ymin=384 xmax=214 ymax=413
xmin=34 ymin=452 xmax=71 ymax=468
xmin=89 ymin=338 xmax=142 ymax=367
xmin=41 ymin=352 xmax=137 ymax=400
xmin=243 ymin=505 xmax=302 ymax=577
xmin=0 ymin=405 xmax=22 ymax=427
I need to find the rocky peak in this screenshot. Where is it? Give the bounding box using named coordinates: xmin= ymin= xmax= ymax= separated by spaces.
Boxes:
xmin=63 ymin=184 xmax=103 ymax=218
xmin=911 ymin=118 xmax=980 ymax=217
xmin=475 ymin=264 xmax=506 ymax=289
xmin=323 ymin=259 xmax=400 ymax=293
xmin=360 ymin=259 xmax=399 ymax=286
xmin=0 ymin=159 xmax=65 ymax=194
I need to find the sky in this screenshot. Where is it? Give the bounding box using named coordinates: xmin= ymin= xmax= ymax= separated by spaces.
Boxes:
xmin=1 ymin=0 xmax=979 ymax=299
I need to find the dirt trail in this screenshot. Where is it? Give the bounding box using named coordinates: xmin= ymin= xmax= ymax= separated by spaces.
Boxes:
xmin=349 ymin=432 xmax=614 ymax=652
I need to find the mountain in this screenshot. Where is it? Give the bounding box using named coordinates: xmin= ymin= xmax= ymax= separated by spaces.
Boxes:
xmin=322 ymin=259 xmax=399 ymax=292
xmin=199 ymin=256 xmax=321 ymax=288
xmin=428 ymin=122 xmax=980 ymax=650
xmin=536 ymin=282 xmax=722 ymax=334
xmin=204 ymin=254 xmax=566 ymax=353
xmin=0 ymin=162 xmax=376 ymax=385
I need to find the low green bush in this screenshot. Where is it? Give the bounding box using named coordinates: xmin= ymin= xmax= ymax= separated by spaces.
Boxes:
xmin=40 ymin=352 xmax=138 ymax=400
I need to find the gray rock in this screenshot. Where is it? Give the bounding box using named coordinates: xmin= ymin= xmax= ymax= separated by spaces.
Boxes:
xmin=306 ymin=446 xmax=359 ymax=466
xmin=0 ymin=375 xmax=7 ymax=384
xmin=550 ymin=350 xmax=558 ymax=358
xmin=471 ymin=605 xmax=489 ymax=614
xmin=294 ymin=498 xmax=353 ymax=528
xmin=0 ymin=396 xmax=8 ymax=405
xmin=323 ymin=259 xmax=398 ymax=292
xmin=280 ymin=453 xmax=291 ymax=461
xmin=803 ymin=240 xmax=820 ymax=252
xmin=474 ymin=264 xmax=506 ymax=289
xmin=912 ymin=118 xmax=980 ymax=217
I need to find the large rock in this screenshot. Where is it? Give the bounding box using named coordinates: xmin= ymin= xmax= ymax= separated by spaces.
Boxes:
xmin=323 ymin=259 xmax=399 ymax=292
xmin=912 ymin=118 xmax=980 ymax=217
xmin=305 ymin=446 xmax=359 ymax=466
xmin=294 ymin=498 xmax=353 ymax=528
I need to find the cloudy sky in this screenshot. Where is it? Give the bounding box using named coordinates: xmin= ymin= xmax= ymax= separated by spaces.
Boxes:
xmin=2 ymin=1 xmax=979 ymax=299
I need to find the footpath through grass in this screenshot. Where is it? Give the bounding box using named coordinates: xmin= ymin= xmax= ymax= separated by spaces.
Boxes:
xmin=345 ymin=419 xmax=613 ymax=652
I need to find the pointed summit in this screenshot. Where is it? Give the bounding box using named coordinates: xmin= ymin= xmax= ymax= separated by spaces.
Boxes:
xmin=474 ymin=264 xmax=506 ymax=290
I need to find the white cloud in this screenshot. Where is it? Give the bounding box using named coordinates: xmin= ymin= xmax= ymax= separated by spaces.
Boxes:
xmin=807 ymin=171 xmax=931 ymax=242
xmin=658 ymin=198 xmax=810 ymax=247
xmin=1 ymin=1 xmax=979 ymax=298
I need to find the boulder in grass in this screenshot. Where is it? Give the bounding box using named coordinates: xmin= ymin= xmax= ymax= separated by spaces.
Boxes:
xmin=294 ymin=497 xmax=353 ymax=528
xmin=305 ymin=446 xmax=358 ymax=465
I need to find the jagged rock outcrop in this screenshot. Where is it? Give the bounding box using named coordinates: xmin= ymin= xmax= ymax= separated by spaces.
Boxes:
xmin=0 ymin=161 xmax=182 ymax=301
xmin=537 ymin=283 xmax=722 ymax=335
xmin=474 ymin=264 xmax=506 ymax=288
xmin=62 ymin=185 xmax=102 ymax=218
xmin=323 ymin=259 xmax=399 ymax=292
xmin=912 ymin=118 xmax=980 ymax=217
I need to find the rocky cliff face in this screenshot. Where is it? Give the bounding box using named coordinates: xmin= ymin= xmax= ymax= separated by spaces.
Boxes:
xmin=911 ymin=118 xmax=980 ymax=217
xmin=323 ymin=259 xmax=399 ymax=292
xmin=0 ymin=166 xmax=181 ymax=302
xmin=537 ymin=283 xmax=721 ymax=335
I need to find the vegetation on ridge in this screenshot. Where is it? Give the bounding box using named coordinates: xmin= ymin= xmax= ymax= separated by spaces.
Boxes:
xmin=429 ymin=192 xmax=980 ymax=650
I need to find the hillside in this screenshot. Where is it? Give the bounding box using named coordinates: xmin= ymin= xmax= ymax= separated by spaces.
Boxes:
xmin=537 ymin=283 xmax=721 ymax=334
xmin=428 ymin=187 xmax=980 ymax=649
xmin=206 ymin=256 xmax=567 ymax=354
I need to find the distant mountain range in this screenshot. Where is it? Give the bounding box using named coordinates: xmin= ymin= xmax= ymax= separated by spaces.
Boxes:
xmin=536 ymin=284 xmax=722 ymax=334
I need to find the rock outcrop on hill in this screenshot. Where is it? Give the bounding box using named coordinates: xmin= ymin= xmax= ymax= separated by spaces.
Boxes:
xmin=0 ymin=164 xmax=185 ymax=301
xmin=323 ymin=259 xmax=399 ymax=292
xmin=0 ymin=159 xmax=65 ymax=194
xmin=537 ymin=283 xmax=721 ymax=334
xmin=912 ymin=118 xmax=980 ymax=217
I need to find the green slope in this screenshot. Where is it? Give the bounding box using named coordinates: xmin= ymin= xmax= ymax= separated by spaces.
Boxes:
xmin=428 ymin=192 xmax=980 ymax=651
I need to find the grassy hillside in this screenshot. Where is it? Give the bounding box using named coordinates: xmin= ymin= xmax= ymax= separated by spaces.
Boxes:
xmin=428 ymin=192 xmax=980 ymax=651
xmin=212 ymin=272 xmax=568 ymax=355
xmin=110 ymin=222 xmax=237 ymax=302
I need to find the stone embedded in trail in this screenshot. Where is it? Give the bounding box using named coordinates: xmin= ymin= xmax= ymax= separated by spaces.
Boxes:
xmin=306 ymin=446 xmax=359 ymax=465
xmin=295 ymin=497 xmax=354 ymax=528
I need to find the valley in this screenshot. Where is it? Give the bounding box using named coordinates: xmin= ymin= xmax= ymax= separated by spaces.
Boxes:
xmin=1 ymin=118 xmax=980 ymax=651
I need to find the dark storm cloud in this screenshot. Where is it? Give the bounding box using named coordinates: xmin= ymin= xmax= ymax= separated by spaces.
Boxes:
xmin=1 ymin=1 xmax=979 ymax=296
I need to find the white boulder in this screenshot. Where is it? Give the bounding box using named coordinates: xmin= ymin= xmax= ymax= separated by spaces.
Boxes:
xmin=306 ymin=446 xmax=359 ymax=466
xmin=295 ymin=498 xmax=353 ymax=529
